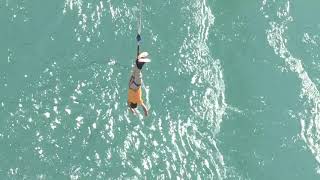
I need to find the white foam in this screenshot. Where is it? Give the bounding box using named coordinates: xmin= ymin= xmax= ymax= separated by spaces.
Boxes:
xmin=65 ymin=108 xmax=71 ymax=115
xmin=264 ymin=0 xmax=320 ymax=167
xmin=54 ymin=98 xmax=58 ymax=104
xmin=44 ymin=112 xmax=50 ymax=118
xmin=53 ymin=106 xmax=58 ymax=114
xmin=76 ymin=116 xmax=83 ymax=121
xmin=50 ymin=123 xmax=56 ymax=130
xmin=152 ymin=140 xmax=159 ymax=147
xmin=76 ymin=116 xmax=84 ymax=128
xmin=176 ymin=1 xmax=227 ymax=178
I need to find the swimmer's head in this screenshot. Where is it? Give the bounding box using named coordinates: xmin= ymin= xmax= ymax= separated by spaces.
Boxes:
xmin=130 ymin=103 xmax=137 ymax=109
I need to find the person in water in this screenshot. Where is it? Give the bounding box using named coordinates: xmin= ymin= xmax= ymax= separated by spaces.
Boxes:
xmin=127 ymin=37 xmax=150 ymax=116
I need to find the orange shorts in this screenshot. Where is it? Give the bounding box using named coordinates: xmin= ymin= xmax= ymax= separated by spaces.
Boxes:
xmin=128 ymin=87 xmax=143 ymax=105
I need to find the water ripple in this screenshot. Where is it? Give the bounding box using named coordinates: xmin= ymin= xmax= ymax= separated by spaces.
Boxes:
xmin=262 ymin=0 xmax=320 ymax=171
xmin=63 ymin=0 xmax=106 ymax=42
xmin=177 ymin=0 xmax=227 ymax=179
xmin=2 ymin=0 xmax=229 ymax=179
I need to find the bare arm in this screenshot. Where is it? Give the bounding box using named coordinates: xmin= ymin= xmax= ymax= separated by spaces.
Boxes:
xmin=141 ymin=103 xmax=148 ymax=117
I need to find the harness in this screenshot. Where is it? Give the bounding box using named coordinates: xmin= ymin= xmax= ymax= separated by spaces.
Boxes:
xmin=129 ymin=75 xmax=141 ymax=90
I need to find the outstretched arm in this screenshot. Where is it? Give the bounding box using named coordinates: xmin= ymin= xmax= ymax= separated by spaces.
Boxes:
xmin=141 ymin=103 xmax=148 ymax=117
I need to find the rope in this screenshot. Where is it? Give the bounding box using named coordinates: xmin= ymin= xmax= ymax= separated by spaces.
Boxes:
xmin=135 ymin=0 xmax=143 ymax=60
xmin=137 ymin=0 xmax=142 ymax=35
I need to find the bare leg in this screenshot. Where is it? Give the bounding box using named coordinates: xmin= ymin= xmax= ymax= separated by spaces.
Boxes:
xmin=141 ymin=103 xmax=148 ymax=116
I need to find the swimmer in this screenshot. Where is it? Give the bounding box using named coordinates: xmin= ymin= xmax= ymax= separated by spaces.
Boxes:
xmin=127 ymin=34 xmax=151 ymax=116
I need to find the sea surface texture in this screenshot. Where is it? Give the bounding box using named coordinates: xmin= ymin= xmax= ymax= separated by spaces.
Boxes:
xmin=1 ymin=0 xmax=320 ymax=179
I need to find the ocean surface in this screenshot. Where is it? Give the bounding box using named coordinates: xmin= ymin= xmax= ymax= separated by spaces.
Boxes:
xmin=1 ymin=0 xmax=320 ymax=179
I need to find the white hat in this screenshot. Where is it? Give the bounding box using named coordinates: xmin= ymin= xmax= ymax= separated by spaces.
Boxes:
xmin=138 ymin=52 xmax=151 ymax=62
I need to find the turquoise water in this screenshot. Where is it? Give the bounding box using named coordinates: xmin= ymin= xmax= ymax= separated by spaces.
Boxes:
xmin=1 ymin=0 xmax=320 ymax=179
